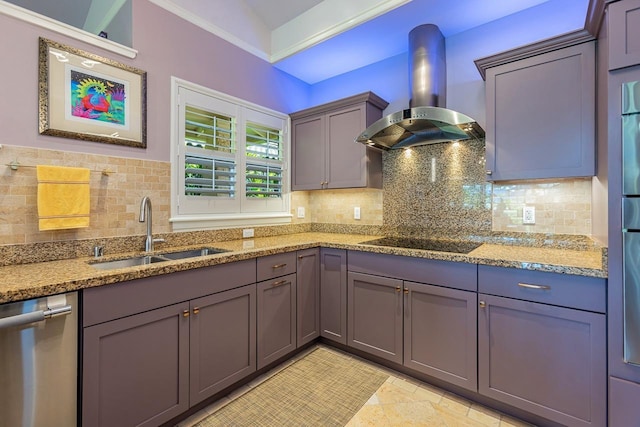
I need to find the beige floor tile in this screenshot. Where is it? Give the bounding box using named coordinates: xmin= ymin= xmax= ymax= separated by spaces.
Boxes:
xmin=467 ymin=403 xmax=502 ymax=426
xmin=438 ymin=392 xmax=472 ymax=415
xmin=346 ymin=403 xmax=391 ymax=427
xmin=381 ymin=400 xmax=440 ymax=426
xmin=413 ymin=383 xmax=444 ymax=404
xmin=375 ymin=381 xmax=425 ymax=405
xmin=392 ymin=377 xmax=419 ymax=393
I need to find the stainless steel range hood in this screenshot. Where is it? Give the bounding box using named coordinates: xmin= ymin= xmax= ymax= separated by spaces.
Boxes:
xmin=356 ymin=24 xmax=485 ymax=150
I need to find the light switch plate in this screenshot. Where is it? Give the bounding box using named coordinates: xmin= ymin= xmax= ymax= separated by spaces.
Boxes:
xmin=354 ymin=207 xmax=361 ymax=220
xmin=297 ymin=207 xmax=305 ymax=218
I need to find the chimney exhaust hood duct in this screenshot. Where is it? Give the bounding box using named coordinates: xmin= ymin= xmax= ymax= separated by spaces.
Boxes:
xmin=356 ymin=24 xmax=484 ymax=150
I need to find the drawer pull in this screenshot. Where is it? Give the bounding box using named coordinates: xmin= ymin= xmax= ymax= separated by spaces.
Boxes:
xmin=479 ymin=301 xmax=486 ymax=308
xmin=403 ymin=288 xmax=409 ymax=295
xmin=193 ymin=307 xmax=200 ymax=315
xmin=395 ymin=286 xmax=401 ymax=292
xmin=182 ymin=310 xmax=190 ymax=318
xmin=298 ymin=254 xmax=314 ymax=259
xmin=272 ymin=263 xmax=287 ymax=269
xmin=272 ymin=280 xmax=290 ymax=287
xmin=518 ymin=282 xmax=551 ymax=291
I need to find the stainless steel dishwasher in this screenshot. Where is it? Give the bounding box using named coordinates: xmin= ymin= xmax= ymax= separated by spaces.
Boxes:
xmin=0 ymin=291 xmax=78 ymax=427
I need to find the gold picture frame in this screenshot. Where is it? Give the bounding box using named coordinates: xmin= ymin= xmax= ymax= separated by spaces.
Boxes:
xmin=38 ymin=37 xmax=147 ymax=148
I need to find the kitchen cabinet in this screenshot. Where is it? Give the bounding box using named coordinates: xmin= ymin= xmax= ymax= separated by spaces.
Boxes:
xmin=347 ymin=251 xmax=478 ymax=390
xmin=189 ymin=285 xmax=256 ymax=406
xmin=290 ymin=92 xmax=388 ymax=190
xmin=83 ymin=302 xmax=190 ymax=427
xmin=82 ymin=260 xmax=256 ymax=426
xmin=478 ymin=265 xmax=606 ymax=427
xmin=296 ymin=248 xmax=320 ymax=347
xmin=482 ymin=40 xmax=595 ymax=181
xmin=319 ymin=248 xmax=348 ymax=344
xmin=256 ymin=273 xmax=297 ymax=369
xmin=609 ymin=376 xmax=640 ymax=426
xmin=403 ymin=281 xmax=477 ymax=391
xmin=609 ymin=0 xmax=640 ymax=70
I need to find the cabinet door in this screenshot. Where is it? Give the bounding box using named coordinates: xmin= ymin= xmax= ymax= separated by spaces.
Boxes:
xmin=291 ymin=114 xmax=325 ymax=190
xmin=326 ymin=105 xmax=369 ymax=188
xmin=609 ymin=0 xmax=640 ymax=70
xmin=347 ymin=271 xmax=403 ymax=364
xmin=320 ymin=248 xmax=347 ymax=344
xmin=189 ymin=285 xmax=256 ymax=406
xmin=82 ymin=302 xmax=190 ymax=427
xmin=485 ymin=42 xmax=595 ymax=181
xmin=403 ymin=282 xmax=477 ymax=391
xmin=257 ymin=273 xmax=297 ymax=369
xmin=478 ymin=294 xmax=606 ymax=426
xmin=297 ymin=248 xmax=320 ymax=347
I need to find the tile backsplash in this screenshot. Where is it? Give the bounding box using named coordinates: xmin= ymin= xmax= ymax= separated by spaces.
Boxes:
xmin=1 ymin=143 xmax=594 ymax=247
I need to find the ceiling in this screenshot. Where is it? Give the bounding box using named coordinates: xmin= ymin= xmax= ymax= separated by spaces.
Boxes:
xmin=164 ymin=0 xmax=590 ymax=84
xmin=3 ymin=0 xmax=590 ymax=84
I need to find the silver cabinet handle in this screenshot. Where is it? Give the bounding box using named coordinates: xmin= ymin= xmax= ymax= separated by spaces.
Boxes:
xmin=272 ymin=263 xmax=287 ymax=269
xmin=518 ymin=282 xmax=551 ymax=291
xmin=0 ymin=305 xmax=72 ymax=330
xmin=486 ymin=170 xmax=492 ymax=175
xmin=479 ymin=301 xmax=486 ymax=308
xmin=271 ymin=280 xmax=290 ymax=287
xmin=298 ymin=254 xmax=315 ymax=259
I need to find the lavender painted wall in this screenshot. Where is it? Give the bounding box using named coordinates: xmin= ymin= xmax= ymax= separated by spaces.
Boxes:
xmin=0 ymin=1 xmax=310 ymax=162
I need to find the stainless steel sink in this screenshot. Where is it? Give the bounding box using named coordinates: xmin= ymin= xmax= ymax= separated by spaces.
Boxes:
xmin=90 ymin=255 xmax=169 ymax=270
xmin=90 ymin=247 xmax=228 ymax=270
xmin=159 ymin=247 xmax=228 ymax=260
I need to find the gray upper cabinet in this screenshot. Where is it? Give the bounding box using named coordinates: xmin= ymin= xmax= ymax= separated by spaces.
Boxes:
xmin=290 ymin=92 xmax=388 ymax=190
xmin=481 ymin=40 xmax=596 ymax=181
xmin=609 ymin=0 xmax=640 ymax=70
xmin=296 ymin=248 xmax=320 ymax=347
xmin=320 ymin=248 xmax=348 ymax=344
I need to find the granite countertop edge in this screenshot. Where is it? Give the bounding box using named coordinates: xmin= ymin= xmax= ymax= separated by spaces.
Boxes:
xmin=0 ymin=232 xmax=607 ymax=304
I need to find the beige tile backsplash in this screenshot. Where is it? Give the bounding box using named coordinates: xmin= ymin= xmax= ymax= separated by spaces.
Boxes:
xmin=1 ymin=144 xmax=593 ymax=246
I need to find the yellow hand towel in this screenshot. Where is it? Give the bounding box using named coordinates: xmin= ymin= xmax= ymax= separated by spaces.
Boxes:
xmin=37 ymin=165 xmax=91 ymax=231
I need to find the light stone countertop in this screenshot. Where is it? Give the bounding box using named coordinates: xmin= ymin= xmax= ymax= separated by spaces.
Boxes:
xmin=0 ymin=232 xmax=606 ymax=304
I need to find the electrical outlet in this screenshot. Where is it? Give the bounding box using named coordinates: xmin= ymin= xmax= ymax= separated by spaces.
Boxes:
xmin=242 ymin=228 xmax=254 ymax=238
xmin=297 ymin=207 xmax=305 ymax=218
xmin=354 ymin=207 xmax=361 ymax=220
xmin=523 ymin=206 xmax=536 ymax=224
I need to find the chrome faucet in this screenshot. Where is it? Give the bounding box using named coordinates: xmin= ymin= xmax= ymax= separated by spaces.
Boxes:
xmin=139 ymin=196 xmax=164 ymax=252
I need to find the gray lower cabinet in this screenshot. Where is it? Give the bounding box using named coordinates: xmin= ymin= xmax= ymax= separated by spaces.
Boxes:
xmin=347 ymin=271 xmax=403 ymax=364
xmin=403 ymin=281 xmax=477 ymax=391
xmin=296 ymin=248 xmax=320 ymax=347
xmin=478 ymin=294 xmax=606 ymax=426
xmin=319 ymin=248 xmax=347 ymax=344
xmin=609 ymin=376 xmax=640 ymax=426
xmin=189 ymin=285 xmax=256 ymax=406
xmin=82 ymin=302 xmax=190 ymax=427
xmin=256 ymin=273 xmax=297 ymax=369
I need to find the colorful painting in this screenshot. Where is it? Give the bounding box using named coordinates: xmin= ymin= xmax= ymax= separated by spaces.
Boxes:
xmin=38 ymin=37 xmax=147 ymax=148
xmin=70 ymin=70 xmax=127 ymax=126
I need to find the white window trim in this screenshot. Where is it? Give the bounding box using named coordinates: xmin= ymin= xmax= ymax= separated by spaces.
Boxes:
xmin=0 ymin=1 xmax=137 ymax=59
xmin=170 ymin=77 xmax=292 ymax=231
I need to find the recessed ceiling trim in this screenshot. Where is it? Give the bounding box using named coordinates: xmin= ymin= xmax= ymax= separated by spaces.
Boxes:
xmin=83 ymin=0 xmax=127 ymax=36
xmin=270 ymin=0 xmax=411 ymax=63
xmin=148 ymin=0 xmax=270 ymax=61
xmin=0 ymin=1 xmax=137 ymax=58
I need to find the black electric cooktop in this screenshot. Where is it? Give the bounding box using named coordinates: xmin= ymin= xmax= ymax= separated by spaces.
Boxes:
xmin=359 ymin=237 xmax=482 ymax=254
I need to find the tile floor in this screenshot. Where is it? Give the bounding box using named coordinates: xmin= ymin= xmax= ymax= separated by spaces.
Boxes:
xmin=177 ymin=345 xmax=534 ymax=427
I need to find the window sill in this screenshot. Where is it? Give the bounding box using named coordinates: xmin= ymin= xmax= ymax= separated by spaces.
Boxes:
xmin=0 ymin=2 xmax=137 ymax=58
xmin=170 ymin=213 xmax=293 ymax=231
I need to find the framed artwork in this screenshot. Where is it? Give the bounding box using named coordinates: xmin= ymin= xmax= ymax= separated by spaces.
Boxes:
xmin=38 ymin=37 xmax=147 ymax=148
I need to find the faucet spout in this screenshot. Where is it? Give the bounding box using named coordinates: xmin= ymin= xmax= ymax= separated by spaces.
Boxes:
xmin=139 ymin=196 xmax=154 ymax=252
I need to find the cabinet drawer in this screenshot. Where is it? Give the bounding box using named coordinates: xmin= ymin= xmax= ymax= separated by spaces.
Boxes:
xmin=257 ymin=252 xmax=297 ymax=281
xmin=348 ymin=250 xmax=477 ymax=292
xmin=83 ymin=259 xmax=256 ymax=326
xmin=478 ymin=265 xmax=605 ymax=313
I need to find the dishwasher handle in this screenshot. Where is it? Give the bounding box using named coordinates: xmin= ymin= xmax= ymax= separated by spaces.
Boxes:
xmin=0 ymin=305 xmax=72 ymax=330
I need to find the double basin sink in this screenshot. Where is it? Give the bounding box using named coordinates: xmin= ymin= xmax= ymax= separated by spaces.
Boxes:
xmin=90 ymin=247 xmax=228 ymax=270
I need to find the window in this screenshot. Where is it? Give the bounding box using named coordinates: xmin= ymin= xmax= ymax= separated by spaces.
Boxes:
xmin=171 ymin=78 xmax=290 ymax=230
